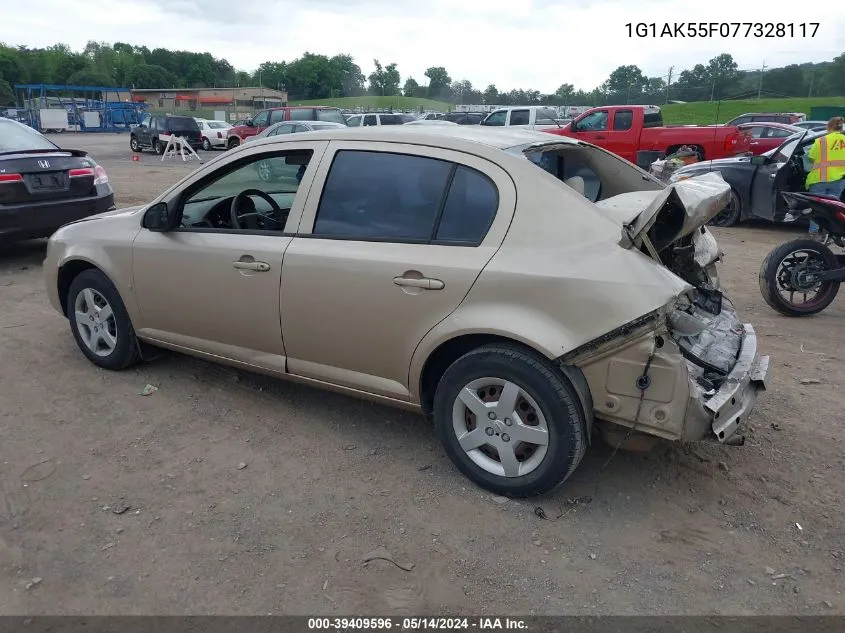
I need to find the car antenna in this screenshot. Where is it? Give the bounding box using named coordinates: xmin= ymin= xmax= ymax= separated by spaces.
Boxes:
xmin=708 ymin=99 xmax=722 ymax=175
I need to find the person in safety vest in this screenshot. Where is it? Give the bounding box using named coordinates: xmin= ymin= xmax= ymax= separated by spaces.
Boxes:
xmin=805 ymin=117 xmax=845 ymax=236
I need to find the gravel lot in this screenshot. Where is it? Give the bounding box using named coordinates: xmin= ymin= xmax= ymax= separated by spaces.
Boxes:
xmin=1 ymin=133 xmax=843 ymax=615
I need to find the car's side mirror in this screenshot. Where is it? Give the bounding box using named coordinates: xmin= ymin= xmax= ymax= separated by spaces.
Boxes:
xmin=749 ymin=155 xmax=768 ymax=166
xmin=142 ymin=202 xmax=172 ymax=232
xmin=246 ymin=118 xmax=254 ymax=127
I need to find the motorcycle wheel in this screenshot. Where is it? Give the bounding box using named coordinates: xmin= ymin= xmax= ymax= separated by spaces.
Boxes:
xmin=759 ymin=238 xmax=840 ymax=316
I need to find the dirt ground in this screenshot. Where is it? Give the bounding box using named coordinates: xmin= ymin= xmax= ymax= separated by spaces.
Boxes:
xmin=0 ymin=133 xmax=843 ymax=616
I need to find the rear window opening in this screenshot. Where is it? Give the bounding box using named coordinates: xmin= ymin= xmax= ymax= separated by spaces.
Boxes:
xmin=513 ymin=143 xmax=663 ymax=203
xmin=166 ymin=117 xmax=200 ymax=132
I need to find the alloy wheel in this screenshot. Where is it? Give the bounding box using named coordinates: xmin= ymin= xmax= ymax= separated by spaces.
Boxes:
xmin=73 ymin=288 xmax=118 ymax=357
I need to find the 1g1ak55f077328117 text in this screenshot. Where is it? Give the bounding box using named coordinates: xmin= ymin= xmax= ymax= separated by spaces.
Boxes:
xmin=625 ymin=22 xmax=819 ymax=38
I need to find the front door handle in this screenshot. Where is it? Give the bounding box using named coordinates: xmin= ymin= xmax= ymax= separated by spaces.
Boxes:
xmin=393 ymin=275 xmax=445 ymax=290
xmin=594 ymin=134 xmax=606 ymax=139
xmin=233 ymin=260 xmax=270 ymax=272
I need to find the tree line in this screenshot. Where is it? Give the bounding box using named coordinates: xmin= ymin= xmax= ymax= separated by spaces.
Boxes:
xmin=1 ymin=41 xmax=843 ymax=107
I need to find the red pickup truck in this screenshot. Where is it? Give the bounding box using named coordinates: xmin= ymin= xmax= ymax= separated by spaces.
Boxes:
xmin=545 ymin=105 xmax=751 ymax=168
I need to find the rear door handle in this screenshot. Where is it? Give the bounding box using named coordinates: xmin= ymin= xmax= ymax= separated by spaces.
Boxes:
xmin=233 ymin=260 xmax=270 ymax=272
xmin=393 ymin=276 xmax=445 ymax=290
xmin=595 ymin=134 xmax=606 ymax=139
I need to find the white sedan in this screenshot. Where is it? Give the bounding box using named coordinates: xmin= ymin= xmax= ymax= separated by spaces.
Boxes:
xmin=195 ymin=119 xmax=232 ymax=150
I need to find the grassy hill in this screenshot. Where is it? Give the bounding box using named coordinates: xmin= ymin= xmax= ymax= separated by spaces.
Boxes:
xmin=662 ymin=97 xmax=845 ymax=124
xmin=288 ymin=95 xmax=453 ymax=111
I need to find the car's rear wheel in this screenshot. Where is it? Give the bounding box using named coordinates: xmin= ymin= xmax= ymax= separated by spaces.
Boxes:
xmin=708 ymin=189 xmax=742 ymax=227
xmin=433 ymin=344 xmax=587 ymax=497
xmin=66 ymin=269 xmax=141 ymax=370
xmin=129 ymin=135 xmax=141 ymax=152
xmin=202 ymin=137 xmax=211 ymax=151
xmin=153 ymin=139 xmax=164 ymax=155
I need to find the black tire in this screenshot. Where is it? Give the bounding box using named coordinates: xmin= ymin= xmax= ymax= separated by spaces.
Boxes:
xmin=153 ymin=139 xmax=164 ymax=155
xmin=759 ymin=238 xmax=840 ymax=316
xmin=433 ymin=344 xmax=588 ymax=497
xmin=708 ymin=189 xmax=742 ymax=227
xmin=202 ymin=137 xmax=211 ymax=151
xmin=66 ymin=269 xmax=141 ymax=370
xmin=129 ymin=135 xmax=141 ymax=152
xmin=227 ymin=137 xmax=240 ymax=150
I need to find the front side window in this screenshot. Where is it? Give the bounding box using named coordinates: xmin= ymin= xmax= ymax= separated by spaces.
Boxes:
xmin=314 ymin=151 xmax=453 ymax=240
xmin=269 ymin=110 xmax=286 ymax=124
xmin=768 ymin=127 xmax=795 ymax=138
xmin=576 ymin=111 xmax=608 ymax=131
xmin=179 ymin=151 xmax=313 ymax=232
xmin=347 ymin=116 xmax=361 ymax=127
xmin=509 ymin=110 xmax=530 ymax=125
xmin=483 ymin=111 xmax=507 ymax=126
xmin=252 ymin=111 xmax=270 ymax=127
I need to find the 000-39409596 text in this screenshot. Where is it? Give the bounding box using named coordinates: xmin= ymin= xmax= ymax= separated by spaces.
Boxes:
xmin=625 ymin=22 xmax=819 ymax=38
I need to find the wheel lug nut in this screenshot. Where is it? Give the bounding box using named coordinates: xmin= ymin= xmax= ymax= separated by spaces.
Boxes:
xmin=487 ymin=412 xmax=496 ymax=420
xmin=501 ymin=434 xmax=510 ymax=442
xmin=504 ymin=418 xmax=513 ymax=426
xmin=485 ymin=427 xmax=494 ymax=436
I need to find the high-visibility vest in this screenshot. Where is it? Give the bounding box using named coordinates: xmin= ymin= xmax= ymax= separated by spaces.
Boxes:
xmin=806 ymin=132 xmax=845 ymax=187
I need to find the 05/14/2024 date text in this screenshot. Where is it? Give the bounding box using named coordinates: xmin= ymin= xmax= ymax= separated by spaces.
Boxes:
xmin=625 ymin=22 xmax=819 ymax=38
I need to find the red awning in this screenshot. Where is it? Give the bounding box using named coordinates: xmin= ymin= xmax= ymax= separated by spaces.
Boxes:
xmin=175 ymin=94 xmax=196 ymax=101
xmin=199 ymin=96 xmax=233 ymax=104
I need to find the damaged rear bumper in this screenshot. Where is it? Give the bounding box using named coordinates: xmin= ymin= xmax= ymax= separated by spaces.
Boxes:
xmin=702 ymin=324 xmax=770 ymax=442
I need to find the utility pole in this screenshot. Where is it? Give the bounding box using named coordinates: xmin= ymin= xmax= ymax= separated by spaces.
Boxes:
xmin=710 ymin=73 xmax=717 ymax=101
xmin=665 ymin=66 xmax=673 ymax=104
xmin=757 ymin=61 xmax=767 ymax=100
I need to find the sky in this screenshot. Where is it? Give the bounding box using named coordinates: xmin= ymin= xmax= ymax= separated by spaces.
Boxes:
xmin=1 ymin=0 xmax=843 ymax=94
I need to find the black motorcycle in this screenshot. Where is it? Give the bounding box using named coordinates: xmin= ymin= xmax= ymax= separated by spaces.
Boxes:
xmin=759 ymin=190 xmax=845 ymax=316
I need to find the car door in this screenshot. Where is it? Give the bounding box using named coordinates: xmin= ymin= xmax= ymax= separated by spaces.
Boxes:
xmin=750 ymin=133 xmax=807 ymax=220
xmin=363 ymin=114 xmax=377 ymax=127
xmin=279 ymin=141 xmax=516 ymax=400
xmin=130 ymin=140 xmax=329 ymax=371
xmin=605 ymin=109 xmax=634 ymax=159
xmin=137 ymin=114 xmax=152 ymax=146
xmin=570 ymin=110 xmax=609 ymax=146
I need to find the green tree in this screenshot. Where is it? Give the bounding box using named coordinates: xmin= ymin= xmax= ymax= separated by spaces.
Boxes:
xmin=0 ymin=78 xmax=13 ymax=105
xmin=367 ymin=59 xmax=400 ymax=96
xmin=66 ymin=69 xmax=115 ymax=87
xmin=125 ymin=63 xmax=176 ymax=88
xmin=604 ymin=65 xmax=648 ymax=99
xmin=403 ymin=77 xmax=419 ymax=97
xmin=482 ymin=84 xmax=499 ymax=104
xmin=424 ymin=66 xmax=451 ymax=99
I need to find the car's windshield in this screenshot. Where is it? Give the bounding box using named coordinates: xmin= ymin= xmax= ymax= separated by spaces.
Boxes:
xmin=0 ymin=120 xmax=59 ymax=152
xmin=208 ymin=121 xmax=229 ymax=129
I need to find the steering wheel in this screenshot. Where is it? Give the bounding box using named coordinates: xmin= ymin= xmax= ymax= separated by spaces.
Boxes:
xmin=230 ymin=189 xmax=283 ymax=230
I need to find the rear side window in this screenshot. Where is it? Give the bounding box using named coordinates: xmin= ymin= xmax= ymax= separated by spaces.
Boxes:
xmin=435 ymin=166 xmax=498 ymax=244
xmin=290 ymin=108 xmax=315 ymax=121
xmin=316 ymin=109 xmax=346 ymax=124
xmin=380 ymin=114 xmax=401 ymax=125
xmin=510 ymin=110 xmax=530 ymax=125
xmin=269 ymin=110 xmax=286 ymax=124
xmin=613 ymin=110 xmax=633 ymax=131
xmin=313 ymin=151 xmax=498 ymax=244
xmin=167 ymin=117 xmax=199 ymax=132
xmin=315 ymin=151 xmax=452 ymax=240
xmin=643 ymin=111 xmax=663 ymax=128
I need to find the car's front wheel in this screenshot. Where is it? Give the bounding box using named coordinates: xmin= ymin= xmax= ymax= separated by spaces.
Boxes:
xmin=66 ymin=269 xmax=141 ymax=370
xmin=129 ymin=135 xmax=140 ymax=152
xmin=433 ymin=344 xmax=588 ymax=497
xmin=708 ymin=189 xmax=742 ymax=227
